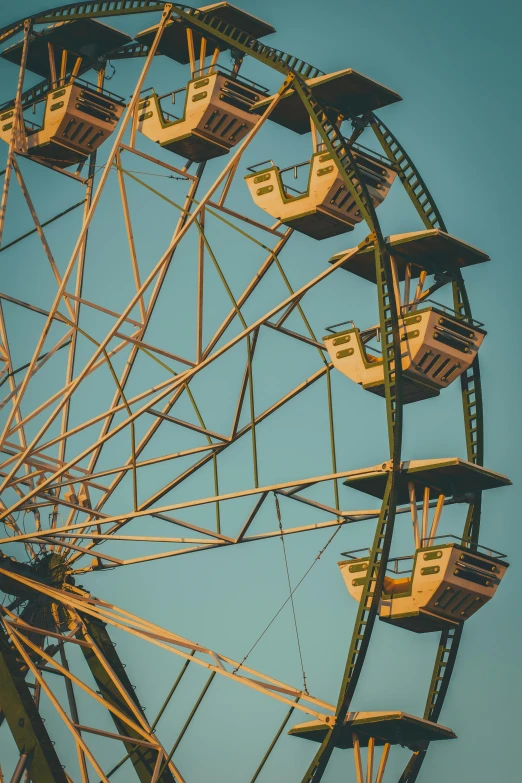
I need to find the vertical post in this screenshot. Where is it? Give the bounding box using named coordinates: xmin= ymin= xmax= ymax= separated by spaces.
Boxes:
xmin=129 ymin=100 xmax=139 ymax=148
xmin=97 ymin=67 xmax=105 ymax=92
xmin=217 ymin=159 xmax=239 ymax=206
xmin=186 ymin=28 xmax=196 ymax=75
xmin=404 ymin=263 xmax=411 ymax=309
xmin=231 ymin=54 xmax=243 ymax=77
xmin=116 ymin=151 xmax=146 ymax=322
xmin=366 ymin=736 xmax=374 ymax=783
xmin=428 ymin=494 xmax=445 ymax=545
xmin=197 ymin=208 xmax=205 ymax=362
xmin=421 ymin=485 xmax=430 ymax=545
xmin=374 ymin=743 xmax=390 ymax=783
xmin=199 ymin=36 xmax=207 ymax=73
xmin=310 ymin=116 xmax=318 ymax=153
xmin=72 ymin=56 xmax=83 ymax=78
xmin=47 ymin=42 xmax=57 ymax=84
xmin=0 ymin=19 xmax=31 ymax=245
xmin=210 ymin=46 xmax=220 ymax=70
xmin=411 ymin=269 xmax=427 ymax=311
xmin=408 ymin=481 xmax=420 ymax=550
xmin=60 ymin=48 xmax=68 ymax=84
xmin=390 ymin=256 xmax=401 ymax=318
xmin=352 ymin=733 xmax=364 ymax=783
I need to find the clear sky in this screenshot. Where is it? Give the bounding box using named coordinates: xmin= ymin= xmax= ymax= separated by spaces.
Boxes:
xmin=0 ymin=1 xmax=521 ymax=782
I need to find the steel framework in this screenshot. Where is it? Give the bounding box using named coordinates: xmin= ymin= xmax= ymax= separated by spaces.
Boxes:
xmin=0 ymin=3 xmax=498 ymax=783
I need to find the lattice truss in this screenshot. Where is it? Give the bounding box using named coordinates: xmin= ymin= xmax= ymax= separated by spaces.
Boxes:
xmin=0 ymin=3 xmax=507 ymax=783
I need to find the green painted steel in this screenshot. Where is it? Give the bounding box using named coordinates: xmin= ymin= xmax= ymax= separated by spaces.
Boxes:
xmin=0 ymin=2 xmax=323 ymax=80
xmin=452 ymin=274 xmax=483 ymax=545
xmin=0 ymin=3 xmax=165 ymax=112
xmin=0 ymin=79 xmax=60 ymax=114
xmin=397 ymin=625 xmax=463 ymax=783
xmin=0 ymin=1 xmax=324 ymax=114
xmin=0 ymin=199 xmax=86 ymax=254
xmin=451 ymin=272 xmax=484 ymax=469
xmin=35 ymin=0 xmax=165 ymax=24
xmin=0 ymin=5 xmax=486 ymax=782
xmin=370 ymin=112 xmax=484 ymax=541
xmin=79 ymin=614 xmax=176 ymax=783
xmin=157 ymin=671 xmax=216 ymax=777
xmin=0 ymin=72 xmax=126 ymax=114
xmin=109 ymin=41 xmax=151 ymax=59
xmin=281 ymin=81 xmax=404 ymax=783
xmin=0 ymin=20 xmax=25 ymax=47
xmin=168 ymin=5 xmax=323 ymax=79
xmin=0 ymin=2 xmax=165 ymax=47
xmin=285 ymin=81 xmax=404 ymax=449
xmin=0 ymin=622 xmax=68 ymax=783
xmin=248 ymin=698 xmax=300 ymax=783
xmin=370 ymin=114 xmax=485 ymax=783
xmin=370 ymin=114 xmax=447 ymax=232
xmin=103 ymin=651 xmax=196 ymax=779
xmin=298 ymin=474 xmax=402 ymax=782
xmin=109 ymin=5 xmax=404 ymax=779
xmin=424 ymin=626 xmax=463 ymax=723
xmin=369 ymin=113 xmax=483 ymax=467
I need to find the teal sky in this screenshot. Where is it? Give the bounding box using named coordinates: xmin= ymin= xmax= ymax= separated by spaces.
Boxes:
xmin=0 ymin=1 xmax=521 ymax=782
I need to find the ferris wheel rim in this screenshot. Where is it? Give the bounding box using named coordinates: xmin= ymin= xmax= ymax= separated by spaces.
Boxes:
xmin=0 ymin=4 xmax=490 ymax=782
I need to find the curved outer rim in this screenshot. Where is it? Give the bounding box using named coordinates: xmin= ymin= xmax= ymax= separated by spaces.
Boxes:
xmin=0 ymin=4 xmax=484 ymax=783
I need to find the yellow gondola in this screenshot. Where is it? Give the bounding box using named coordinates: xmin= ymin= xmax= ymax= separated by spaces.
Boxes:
xmin=137 ymin=68 xmax=266 ymax=162
xmin=0 ymin=78 xmax=125 ymax=168
xmin=245 ymin=145 xmax=396 ymax=240
xmin=339 ymin=458 xmax=511 ymax=633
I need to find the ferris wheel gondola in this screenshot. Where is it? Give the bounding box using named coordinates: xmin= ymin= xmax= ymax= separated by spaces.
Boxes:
xmin=0 ymin=3 xmax=509 ymax=783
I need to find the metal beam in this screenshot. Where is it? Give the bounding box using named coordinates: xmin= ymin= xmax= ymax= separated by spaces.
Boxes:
xmin=78 ymin=615 xmax=177 ymax=783
xmin=0 ymin=621 xmax=68 ymax=783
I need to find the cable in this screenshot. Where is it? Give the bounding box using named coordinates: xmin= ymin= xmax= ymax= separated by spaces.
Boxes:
xmin=112 ymin=167 xmax=188 ymax=181
xmin=232 ymin=516 xmax=343 ymax=679
xmin=275 ymin=493 xmax=308 ymax=693
xmin=105 ymin=161 xmax=188 ymax=181
xmin=104 ymin=60 xmax=116 ymax=81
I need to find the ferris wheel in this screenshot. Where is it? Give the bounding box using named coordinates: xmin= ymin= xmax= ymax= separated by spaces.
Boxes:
xmin=0 ymin=3 xmax=511 ymax=783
